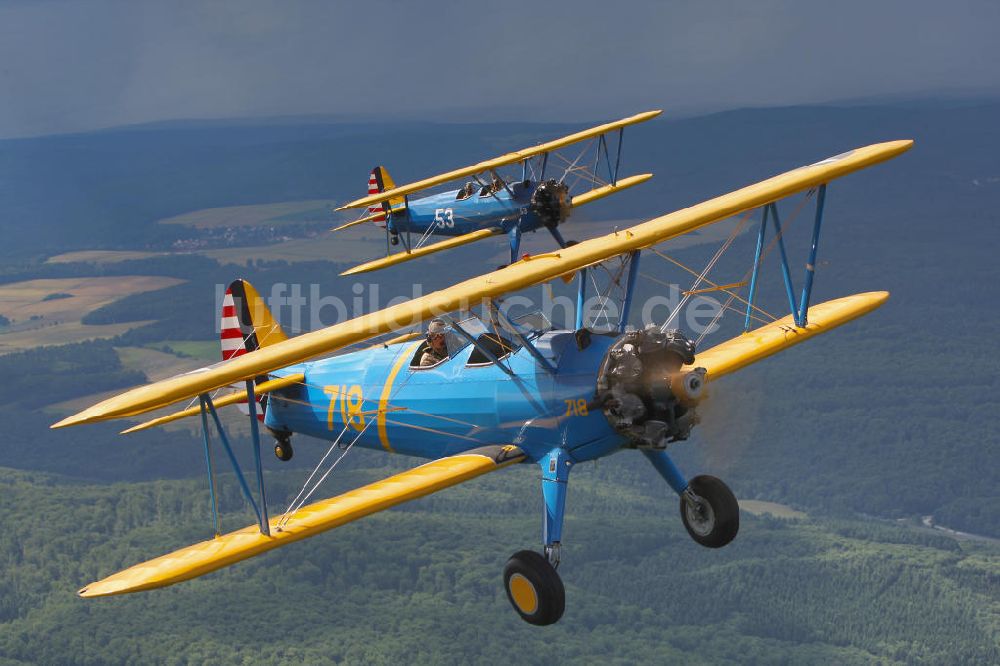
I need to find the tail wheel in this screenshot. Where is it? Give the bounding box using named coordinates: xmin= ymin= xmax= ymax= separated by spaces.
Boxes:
xmin=680 ymin=475 xmax=739 ymax=548
xmin=503 ymin=550 xmax=565 ymax=626
xmin=273 ymin=440 xmax=293 ymax=462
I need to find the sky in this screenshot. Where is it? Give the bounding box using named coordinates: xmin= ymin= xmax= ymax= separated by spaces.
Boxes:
xmin=0 ymin=0 xmax=998 ymax=138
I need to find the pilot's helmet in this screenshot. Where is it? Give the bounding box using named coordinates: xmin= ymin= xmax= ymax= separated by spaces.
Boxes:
xmin=427 ymin=319 xmax=447 ymax=337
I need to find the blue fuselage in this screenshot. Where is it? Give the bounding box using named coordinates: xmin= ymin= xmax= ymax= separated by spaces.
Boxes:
xmin=265 ymin=330 xmax=624 ymax=465
xmin=387 ymin=181 xmax=548 ymax=238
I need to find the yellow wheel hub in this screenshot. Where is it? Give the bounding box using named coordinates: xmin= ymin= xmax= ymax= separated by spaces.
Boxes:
xmin=508 ymin=573 xmax=538 ymax=615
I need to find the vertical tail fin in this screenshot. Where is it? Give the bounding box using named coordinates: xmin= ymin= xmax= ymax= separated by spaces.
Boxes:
xmin=220 ymin=279 xmax=287 ymax=361
xmin=366 ymin=166 xmax=403 ymax=227
xmin=220 ymin=279 xmax=288 ymax=420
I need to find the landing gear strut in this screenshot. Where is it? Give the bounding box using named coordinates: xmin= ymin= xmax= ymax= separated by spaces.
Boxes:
xmin=503 ymin=447 xmax=570 ymax=624
xmin=503 ymin=550 xmax=565 ymax=626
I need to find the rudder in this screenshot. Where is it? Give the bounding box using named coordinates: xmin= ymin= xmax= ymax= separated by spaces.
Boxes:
xmin=366 ymin=166 xmax=403 ymax=226
xmin=220 ymin=279 xmax=288 ymax=360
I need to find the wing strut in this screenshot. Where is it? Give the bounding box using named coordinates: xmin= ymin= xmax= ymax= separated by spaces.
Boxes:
xmin=618 ymin=250 xmax=641 ymax=332
xmin=745 ymin=185 xmax=828 ymax=330
xmin=198 ymin=389 xmax=271 ymax=536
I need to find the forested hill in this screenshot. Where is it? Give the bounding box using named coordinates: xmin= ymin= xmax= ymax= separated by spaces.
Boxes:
xmin=0 ymin=465 xmax=996 ymax=665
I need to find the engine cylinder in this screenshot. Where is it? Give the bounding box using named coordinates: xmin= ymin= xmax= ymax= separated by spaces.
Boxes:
xmin=596 ymin=326 xmax=705 ymax=448
xmin=529 ymin=180 xmax=571 ymax=228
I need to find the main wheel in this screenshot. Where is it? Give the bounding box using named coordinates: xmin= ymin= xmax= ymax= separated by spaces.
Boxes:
xmin=680 ymin=475 xmax=739 ymax=548
xmin=502 ymin=550 xmax=565 ymax=626
xmin=273 ymin=440 xmax=293 ymax=462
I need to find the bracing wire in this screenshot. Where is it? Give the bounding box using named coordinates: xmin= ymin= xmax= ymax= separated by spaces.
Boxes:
xmin=277 ymin=418 xmax=375 ymax=528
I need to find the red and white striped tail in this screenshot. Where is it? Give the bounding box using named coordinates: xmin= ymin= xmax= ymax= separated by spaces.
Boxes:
xmin=368 ymin=167 xmax=385 ymax=228
xmin=367 ymin=169 xmax=387 ymax=227
xmin=220 ymin=288 xmax=249 ymax=361
xmin=220 ymin=284 xmax=264 ymax=420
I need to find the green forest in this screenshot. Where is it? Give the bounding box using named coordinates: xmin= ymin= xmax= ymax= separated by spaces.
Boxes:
xmin=0 ymin=463 xmax=996 ymax=665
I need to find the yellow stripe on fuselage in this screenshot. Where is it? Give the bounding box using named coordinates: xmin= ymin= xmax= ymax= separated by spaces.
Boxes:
xmin=377 ymin=340 xmax=423 ymax=452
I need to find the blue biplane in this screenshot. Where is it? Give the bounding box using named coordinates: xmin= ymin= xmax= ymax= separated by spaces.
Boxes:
xmin=54 ymin=138 xmax=912 ymax=625
xmin=332 ymin=111 xmax=659 ymax=275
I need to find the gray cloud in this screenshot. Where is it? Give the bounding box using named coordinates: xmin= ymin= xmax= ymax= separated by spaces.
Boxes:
xmin=0 ymin=0 xmax=997 ymax=138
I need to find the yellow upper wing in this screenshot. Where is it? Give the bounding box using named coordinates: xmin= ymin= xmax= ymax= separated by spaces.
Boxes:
xmin=53 ymin=139 xmax=912 ymax=428
xmin=336 ymin=110 xmax=662 ymax=211
xmin=78 ymin=444 xmax=524 ymax=597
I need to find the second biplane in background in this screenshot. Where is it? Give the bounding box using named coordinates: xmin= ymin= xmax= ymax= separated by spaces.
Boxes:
xmin=332 ymin=110 xmax=660 ymax=275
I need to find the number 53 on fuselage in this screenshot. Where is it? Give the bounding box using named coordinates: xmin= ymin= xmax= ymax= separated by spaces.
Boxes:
xmin=332 ymin=111 xmax=660 ymax=276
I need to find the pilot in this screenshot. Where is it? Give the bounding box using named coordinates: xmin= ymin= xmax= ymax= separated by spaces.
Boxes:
xmin=419 ymin=319 xmax=449 ymax=366
xmin=456 ymin=182 xmax=475 ymax=200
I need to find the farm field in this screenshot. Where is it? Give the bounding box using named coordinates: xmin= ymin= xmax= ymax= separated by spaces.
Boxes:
xmin=158 ymin=200 xmax=338 ymax=229
xmin=45 ymin=250 xmax=164 ymax=264
xmin=0 ymin=276 xmax=184 ymax=353
xmin=741 ymin=499 xmax=808 ymax=519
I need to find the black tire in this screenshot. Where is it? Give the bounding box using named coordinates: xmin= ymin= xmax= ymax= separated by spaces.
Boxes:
xmin=502 ymin=550 xmax=565 ymax=626
xmin=679 ymin=475 xmax=739 ymax=548
xmin=274 ymin=441 xmax=293 ymax=462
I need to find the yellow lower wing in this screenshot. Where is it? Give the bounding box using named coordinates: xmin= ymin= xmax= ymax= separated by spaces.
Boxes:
xmin=78 ymin=445 xmax=524 ymax=597
xmin=340 ymin=228 xmax=500 ymax=276
xmin=571 ymin=173 xmax=652 ymax=207
xmin=687 ymin=291 xmax=889 ymax=381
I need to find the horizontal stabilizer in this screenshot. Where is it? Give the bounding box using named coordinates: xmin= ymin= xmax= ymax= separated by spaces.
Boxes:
xmin=333 ymin=206 xmax=407 ymax=232
xmin=687 ymin=291 xmax=889 ymax=381
xmin=341 ymin=228 xmax=500 ymax=276
xmin=78 ymin=445 xmax=524 ymax=597
xmin=571 ymin=173 xmax=653 ymax=207
xmin=120 ymin=373 xmax=305 ymax=434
